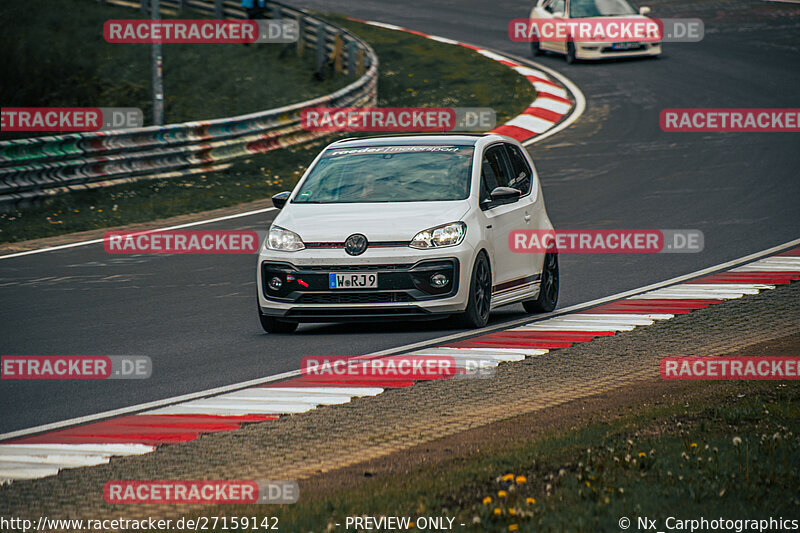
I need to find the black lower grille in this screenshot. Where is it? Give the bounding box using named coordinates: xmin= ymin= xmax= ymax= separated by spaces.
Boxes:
xmin=296 ymin=292 xmax=414 ymax=304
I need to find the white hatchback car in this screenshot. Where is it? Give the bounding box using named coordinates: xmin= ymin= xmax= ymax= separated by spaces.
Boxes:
xmin=256 ymin=134 xmax=558 ymax=333
xmin=530 ymin=0 xmax=661 ymax=63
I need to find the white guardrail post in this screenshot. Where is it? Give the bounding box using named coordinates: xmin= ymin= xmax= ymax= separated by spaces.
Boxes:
xmin=0 ymin=0 xmax=378 ymax=210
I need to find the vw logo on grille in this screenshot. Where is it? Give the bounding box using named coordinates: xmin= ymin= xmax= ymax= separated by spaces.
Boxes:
xmin=344 ymin=234 xmax=368 ymax=256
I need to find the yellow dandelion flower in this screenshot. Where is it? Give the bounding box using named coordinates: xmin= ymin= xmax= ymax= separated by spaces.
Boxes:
xmin=498 ymin=490 xmax=508 ymax=498
xmin=509 ymin=508 xmax=516 ymax=516
xmin=482 ymin=496 xmax=492 ymax=505
xmin=493 ymin=508 xmax=502 ymax=516
xmin=502 ymin=473 xmax=515 ymax=482
xmin=585 ymin=481 xmax=591 ymax=487
xmin=690 ymin=443 xmax=698 ymax=448
xmin=515 ymin=475 xmax=527 ymax=484
xmin=509 ymin=525 xmax=519 ymax=532
xmin=638 ymin=452 xmax=646 ymax=458
xmin=526 ymin=497 xmax=536 ymax=504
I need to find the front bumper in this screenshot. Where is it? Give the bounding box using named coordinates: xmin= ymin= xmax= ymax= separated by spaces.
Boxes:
xmin=257 ymin=246 xmax=476 ymax=322
xmin=576 ymin=42 xmax=661 ymax=59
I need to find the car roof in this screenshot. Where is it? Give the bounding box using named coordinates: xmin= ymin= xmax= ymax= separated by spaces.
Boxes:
xmin=328 ymin=133 xmax=505 ymax=148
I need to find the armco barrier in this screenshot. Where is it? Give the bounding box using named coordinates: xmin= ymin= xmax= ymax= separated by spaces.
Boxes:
xmin=0 ymin=0 xmax=378 ymax=209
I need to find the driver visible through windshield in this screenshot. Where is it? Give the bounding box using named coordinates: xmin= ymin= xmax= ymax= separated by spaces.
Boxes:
xmin=292 ymin=145 xmax=474 ymax=204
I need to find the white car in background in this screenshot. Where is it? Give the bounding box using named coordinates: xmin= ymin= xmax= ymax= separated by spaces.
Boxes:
xmin=530 ymin=0 xmax=661 ymax=63
xmin=256 ymin=134 xmax=559 ymax=333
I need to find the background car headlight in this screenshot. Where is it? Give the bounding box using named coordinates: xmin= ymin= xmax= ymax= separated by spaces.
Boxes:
xmin=410 ymin=222 xmax=466 ymax=249
xmin=265 ymin=226 xmax=305 ymax=251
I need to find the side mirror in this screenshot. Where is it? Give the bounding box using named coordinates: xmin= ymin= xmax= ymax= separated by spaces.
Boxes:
xmin=271 ymin=191 xmax=291 ymax=209
xmin=552 ymin=11 xmax=564 ymax=17
xmin=482 ymin=186 xmax=521 ymax=210
xmin=639 ymin=6 xmax=651 ymax=15
xmin=490 ymin=186 xmax=522 ymax=202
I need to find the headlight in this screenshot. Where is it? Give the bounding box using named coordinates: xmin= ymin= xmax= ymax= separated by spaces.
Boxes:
xmin=410 ymin=222 xmax=466 ymax=249
xmin=265 ymin=225 xmax=305 ymax=251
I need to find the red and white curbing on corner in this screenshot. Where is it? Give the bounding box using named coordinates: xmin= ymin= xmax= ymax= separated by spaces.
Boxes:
xmin=348 ymin=19 xmax=576 ymax=143
xmin=1 ymin=243 xmax=799 ymax=483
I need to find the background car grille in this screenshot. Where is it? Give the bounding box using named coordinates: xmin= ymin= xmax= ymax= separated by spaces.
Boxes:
xmin=296 ymin=292 xmax=415 ymax=304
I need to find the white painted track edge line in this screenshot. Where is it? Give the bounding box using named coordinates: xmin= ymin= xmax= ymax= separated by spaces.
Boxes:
xmin=0 ymin=207 xmax=278 ymax=261
xmin=2 ymin=236 xmax=797 ymax=442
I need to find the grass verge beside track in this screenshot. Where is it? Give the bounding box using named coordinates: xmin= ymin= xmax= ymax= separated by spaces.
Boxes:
xmin=263 ymin=378 xmax=800 ymax=532
xmin=0 ymin=16 xmax=537 ymax=244
xmin=0 ymin=0 xmax=350 ymax=132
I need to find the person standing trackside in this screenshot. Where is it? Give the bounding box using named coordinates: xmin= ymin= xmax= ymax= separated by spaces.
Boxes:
xmin=241 ymin=0 xmax=266 ymax=46
xmin=241 ymin=0 xmax=266 ymax=20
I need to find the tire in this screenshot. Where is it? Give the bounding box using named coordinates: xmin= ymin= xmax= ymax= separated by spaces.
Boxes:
xmin=258 ymin=304 xmax=298 ymax=334
xmin=523 ymin=252 xmax=559 ymax=313
xmin=531 ymin=40 xmax=541 ymax=57
xmin=459 ymin=252 xmax=492 ymax=329
xmin=565 ymin=41 xmax=577 ymax=64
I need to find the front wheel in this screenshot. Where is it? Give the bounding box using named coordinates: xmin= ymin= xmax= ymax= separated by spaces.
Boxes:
xmin=523 ymin=252 xmax=559 ymax=313
xmin=459 ymin=252 xmax=492 ymax=329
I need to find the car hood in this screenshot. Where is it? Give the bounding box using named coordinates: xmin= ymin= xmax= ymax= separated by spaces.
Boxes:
xmin=273 ymin=201 xmax=471 ymax=242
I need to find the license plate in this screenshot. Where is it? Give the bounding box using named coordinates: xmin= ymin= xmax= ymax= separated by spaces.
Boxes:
xmin=329 ymin=272 xmax=378 ymax=289
xmin=612 ymin=42 xmax=640 ymax=50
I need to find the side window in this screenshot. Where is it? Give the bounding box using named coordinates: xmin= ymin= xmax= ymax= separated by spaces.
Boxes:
xmin=480 ymin=145 xmax=512 ymax=202
xmin=504 ymin=144 xmax=532 ymax=195
xmin=545 ymin=0 xmax=565 ymax=14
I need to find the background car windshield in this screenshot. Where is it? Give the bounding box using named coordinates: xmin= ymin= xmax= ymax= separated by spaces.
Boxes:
xmin=292 ymin=145 xmax=474 ymax=203
xmin=569 ymin=0 xmax=637 ymax=17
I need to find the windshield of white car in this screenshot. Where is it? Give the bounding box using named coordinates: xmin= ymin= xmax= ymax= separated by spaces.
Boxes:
xmin=292 ymin=145 xmax=474 ymax=203
xmin=569 ymin=0 xmax=637 ymax=17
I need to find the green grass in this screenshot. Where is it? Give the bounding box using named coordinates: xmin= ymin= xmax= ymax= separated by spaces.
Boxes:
xmin=0 ymin=13 xmax=537 ymax=243
xmin=0 ymin=0 xmax=349 ymax=131
xmin=236 ymin=382 xmax=800 ymax=532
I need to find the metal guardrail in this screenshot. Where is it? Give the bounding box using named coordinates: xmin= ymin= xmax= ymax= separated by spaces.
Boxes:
xmin=0 ymin=0 xmax=378 ymax=209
